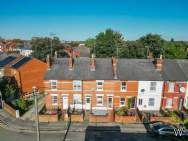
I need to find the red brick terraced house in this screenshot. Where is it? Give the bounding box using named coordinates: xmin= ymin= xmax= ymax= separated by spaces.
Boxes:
xmin=43 ymin=55 xmax=182 ymax=121
xmin=2 ymin=56 xmax=48 ymax=97
xmin=160 ymin=60 xmax=188 ymax=111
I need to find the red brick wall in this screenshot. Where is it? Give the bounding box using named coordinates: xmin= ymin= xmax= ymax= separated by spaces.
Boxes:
xmin=3 ymin=102 xmax=17 ymax=118
xmin=162 ymin=81 xmax=186 ymax=110
xmin=44 ymin=80 xmax=138 ymax=110
xmin=89 ymin=110 xmax=114 ymax=123
xmin=39 ymin=114 xmax=58 ymax=122
xmin=115 ymin=114 xmax=137 ymax=123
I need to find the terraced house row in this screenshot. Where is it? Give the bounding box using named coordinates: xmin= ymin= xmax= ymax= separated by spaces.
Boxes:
xmin=44 ymin=55 xmax=188 ymax=118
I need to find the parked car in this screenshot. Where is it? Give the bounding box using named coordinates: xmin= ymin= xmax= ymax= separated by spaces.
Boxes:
xmin=149 ymin=122 xmax=188 ymax=139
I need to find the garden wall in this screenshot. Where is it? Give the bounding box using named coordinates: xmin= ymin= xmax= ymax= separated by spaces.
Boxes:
xmin=3 ymin=102 xmax=19 ymax=118
xmin=39 ymin=114 xmax=58 ymax=122
xmin=150 ymin=116 xmax=171 ymax=123
xmin=89 ymin=111 xmax=114 ymax=123
xmin=63 ymin=114 xmax=84 ymax=122
xmin=115 ymin=114 xmax=137 ymax=123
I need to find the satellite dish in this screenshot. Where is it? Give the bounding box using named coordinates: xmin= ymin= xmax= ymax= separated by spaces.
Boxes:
xmin=180 ymin=87 xmax=185 ymax=93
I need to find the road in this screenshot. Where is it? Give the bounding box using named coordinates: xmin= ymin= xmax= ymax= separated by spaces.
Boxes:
xmin=1 ymin=127 xmax=184 ymax=141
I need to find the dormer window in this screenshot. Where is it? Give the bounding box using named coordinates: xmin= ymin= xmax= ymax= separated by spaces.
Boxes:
xmin=73 ymin=80 xmax=82 ymax=91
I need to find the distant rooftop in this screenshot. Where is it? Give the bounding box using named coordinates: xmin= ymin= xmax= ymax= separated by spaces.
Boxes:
xmin=0 ymin=56 xmax=16 ymax=67
xmin=11 ymin=57 xmax=32 ymax=69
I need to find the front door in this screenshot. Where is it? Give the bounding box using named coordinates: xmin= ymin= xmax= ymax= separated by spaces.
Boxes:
xmin=62 ymin=96 xmax=68 ymax=110
xmin=85 ymin=96 xmax=91 ymax=110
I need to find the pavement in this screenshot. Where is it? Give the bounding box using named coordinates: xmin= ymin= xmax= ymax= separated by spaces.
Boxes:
xmin=0 ymin=110 xmax=147 ymax=134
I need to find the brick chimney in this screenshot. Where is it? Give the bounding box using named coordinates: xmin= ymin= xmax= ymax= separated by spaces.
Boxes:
xmin=155 ymin=54 xmax=163 ymax=71
xmin=112 ymin=57 xmax=118 ymax=79
xmin=68 ymin=56 xmax=73 ymax=70
xmin=90 ymin=54 xmax=96 ymax=71
xmin=46 ymin=54 xmax=51 ymax=70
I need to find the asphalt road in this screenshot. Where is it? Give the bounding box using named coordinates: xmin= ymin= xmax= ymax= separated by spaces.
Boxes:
xmin=0 ymin=127 xmax=185 ymax=141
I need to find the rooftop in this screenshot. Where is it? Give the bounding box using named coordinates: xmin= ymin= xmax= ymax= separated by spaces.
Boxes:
xmin=44 ymin=57 xmax=188 ymax=81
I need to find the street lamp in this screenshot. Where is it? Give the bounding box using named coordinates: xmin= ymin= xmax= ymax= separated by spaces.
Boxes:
xmin=33 ymin=86 xmax=40 ymax=141
xmin=0 ymin=91 xmax=3 ymax=110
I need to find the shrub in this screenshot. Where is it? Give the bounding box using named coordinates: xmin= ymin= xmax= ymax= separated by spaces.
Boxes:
xmin=115 ymin=106 xmax=128 ymax=116
xmin=170 ymin=111 xmax=182 ymax=123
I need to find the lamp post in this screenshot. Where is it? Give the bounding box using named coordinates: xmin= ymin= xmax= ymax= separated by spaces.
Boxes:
xmin=33 ymin=86 xmax=40 ymax=141
xmin=0 ymin=91 xmax=3 ymax=110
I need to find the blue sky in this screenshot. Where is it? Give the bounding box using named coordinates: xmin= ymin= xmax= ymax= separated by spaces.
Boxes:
xmin=0 ymin=0 xmax=188 ymax=41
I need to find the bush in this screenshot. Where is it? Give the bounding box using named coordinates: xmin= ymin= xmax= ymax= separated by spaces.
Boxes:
xmin=115 ymin=106 xmax=128 ymax=116
xmin=170 ymin=111 xmax=182 ymax=123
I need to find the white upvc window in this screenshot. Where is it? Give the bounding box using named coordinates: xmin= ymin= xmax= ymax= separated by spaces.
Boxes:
xmin=150 ymin=82 xmax=157 ymax=91
xmin=168 ymin=82 xmax=174 ymax=92
xmin=96 ymin=95 xmax=103 ymax=106
xmin=138 ymin=98 xmax=142 ymax=105
xmin=73 ymin=80 xmax=82 ymax=91
xmin=51 ymin=94 xmax=58 ymax=105
xmin=51 ymin=80 xmax=57 ymax=90
xmin=121 ymin=81 xmax=127 ymax=92
xmin=120 ymin=97 xmax=125 ymax=107
xmin=96 ymin=80 xmax=104 ymax=91
xmin=148 ymin=98 xmax=155 ymax=106
xmin=73 ymin=94 xmax=82 ymax=104
xmin=166 ymin=98 xmax=173 ymax=108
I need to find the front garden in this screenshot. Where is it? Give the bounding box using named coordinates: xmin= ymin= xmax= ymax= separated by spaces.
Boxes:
xmin=115 ymin=106 xmax=137 ymax=123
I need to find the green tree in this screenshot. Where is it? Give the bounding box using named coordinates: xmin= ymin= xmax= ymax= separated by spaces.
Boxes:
xmin=95 ymin=29 xmax=125 ymax=57
xmin=31 ymin=37 xmax=62 ymax=61
xmin=139 ymin=34 xmax=164 ymax=58
xmin=16 ymin=99 xmax=27 ymax=113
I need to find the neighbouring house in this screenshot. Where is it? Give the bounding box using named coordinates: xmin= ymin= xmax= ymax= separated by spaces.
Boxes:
xmin=0 ymin=56 xmax=16 ymax=78
xmin=3 ymin=56 xmax=48 ymax=97
xmin=44 ymin=54 xmax=184 ymax=120
xmin=157 ymin=59 xmax=188 ymax=111
xmin=184 ymin=82 xmax=188 ymax=109
xmin=13 ymin=47 xmax=33 ymax=56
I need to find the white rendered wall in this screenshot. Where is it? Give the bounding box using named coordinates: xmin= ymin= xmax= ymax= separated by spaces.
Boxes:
xmin=137 ymin=81 xmax=163 ymax=111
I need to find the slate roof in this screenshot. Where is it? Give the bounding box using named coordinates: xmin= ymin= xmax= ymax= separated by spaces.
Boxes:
xmin=44 ymin=57 xmax=188 ymax=81
xmin=45 ymin=57 xmax=113 ymax=80
xmin=11 ymin=57 xmax=32 ymax=69
xmin=0 ymin=56 xmax=16 ymax=67
xmin=117 ymin=59 xmax=163 ymax=81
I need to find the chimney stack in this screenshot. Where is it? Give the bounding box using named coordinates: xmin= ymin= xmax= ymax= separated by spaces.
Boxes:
xmin=155 ymin=54 xmax=163 ymax=71
xmin=90 ymin=54 xmax=96 ymax=71
xmin=68 ymin=55 xmax=73 ymax=70
xmin=112 ymin=57 xmax=118 ymax=79
xmin=46 ymin=54 xmax=51 ymax=70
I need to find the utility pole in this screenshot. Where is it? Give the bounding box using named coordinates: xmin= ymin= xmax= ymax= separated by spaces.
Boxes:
xmin=33 ymin=86 xmax=40 ymax=141
xmin=0 ymin=91 xmax=3 ymax=110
